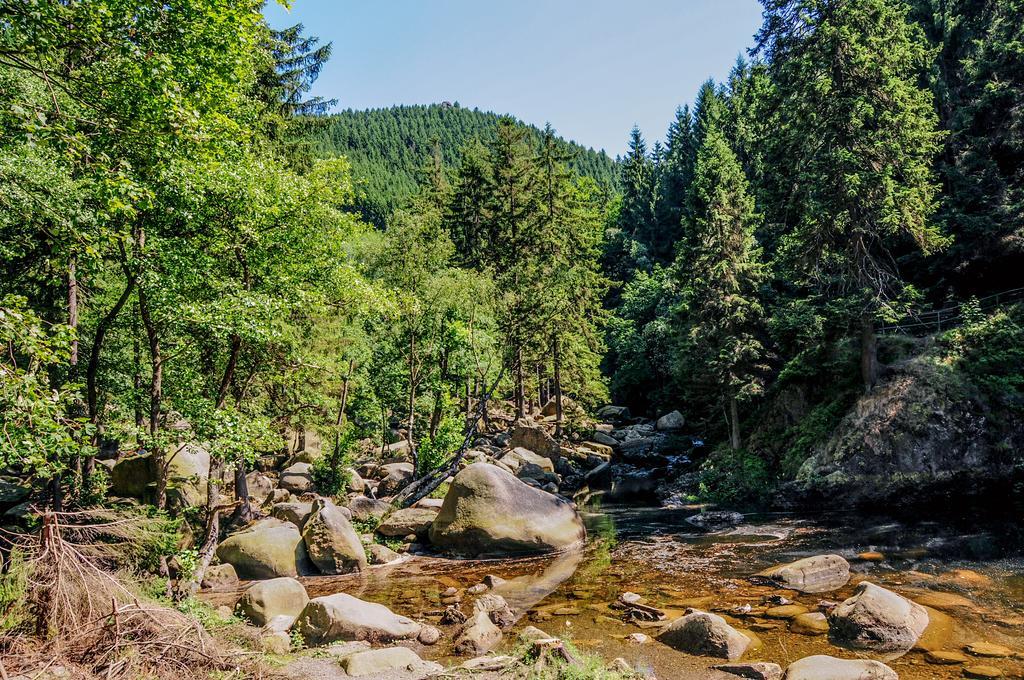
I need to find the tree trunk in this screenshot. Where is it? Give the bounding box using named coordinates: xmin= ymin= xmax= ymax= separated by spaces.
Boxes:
xmin=429 ymin=350 xmax=449 ymax=439
xmin=408 ymin=332 xmax=418 ymax=473
xmin=138 ymin=286 xmax=166 ymax=510
xmin=514 ymin=345 xmax=525 ymax=419
xmin=553 ymin=339 xmax=564 ymax=439
xmin=132 ymin=306 xmax=144 ymax=431
xmin=216 ymin=335 xmax=241 ymax=409
xmin=175 ymin=458 xmax=223 ymax=601
xmin=729 ymin=396 xmax=742 ymax=450
xmin=234 ymin=462 xmax=251 ymax=523
xmin=860 ymin=315 xmax=879 ymax=393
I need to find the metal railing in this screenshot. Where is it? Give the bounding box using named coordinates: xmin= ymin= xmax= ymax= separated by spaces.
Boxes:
xmin=877 ymin=287 xmax=1024 ymax=336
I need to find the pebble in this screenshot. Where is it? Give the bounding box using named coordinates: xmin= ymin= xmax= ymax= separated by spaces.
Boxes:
xmin=790 ymin=612 xmax=829 ymax=635
xmin=764 ymin=604 xmax=809 ymax=619
xmin=417 ymin=625 xmax=441 ymax=645
xmin=627 ymin=633 xmax=650 ymax=644
xmin=467 ymin=583 xmax=488 ymax=595
xmin=619 ymin=591 xmax=642 ymax=605
xmin=857 ymin=551 xmax=886 ymax=562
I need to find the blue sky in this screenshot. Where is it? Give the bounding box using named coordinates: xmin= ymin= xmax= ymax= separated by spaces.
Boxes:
xmin=264 ymin=1 xmax=764 ymax=156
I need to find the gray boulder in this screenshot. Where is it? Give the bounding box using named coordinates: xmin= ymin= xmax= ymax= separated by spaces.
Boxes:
xmin=756 ymin=554 xmax=850 ymax=593
xmin=270 ymin=501 xmax=313 ymax=527
xmin=591 ymin=431 xmax=619 ymax=448
xmin=377 ymin=507 xmax=439 ymax=537
xmin=216 ymin=518 xmax=310 ymax=579
xmin=828 ymin=582 xmax=929 ymax=652
xmin=244 ymin=471 xmax=276 ymax=504
xmin=686 ymin=511 xmax=744 ymax=532
xmin=376 ymin=462 xmax=414 ymax=496
xmin=428 ymin=463 xmax=586 ymax=557
xmin=596 ymin=405 xmax=631 ymax=422
xmin=341 ymin=647 xmax=437 ymax=677
xmin=656 ymin=410 xmax=686 ymax=430
xmin=658 ymin=610 xmax=751 ymax=660
xmin=294 ymin=593 xmax=421 ymax=646
xmin=301 ymin=498 xmax=367 ymax=575
xmin=348 ymin=495 xmax=391 ymax=522
xmin=279 ymin=462 xmax=314 ymax=494
xmin=236 ymin=577 xmax=309 ymax=626
xmin=508 ymin=419 xmax=560 ymax=461
xmin=784 ymin=655 xmax=897 ymax=680
xmin=454 ymin=610 xmax=502 ymax=655
xmin=712 ymin=663 xmax=783 ymax=680
xmin=200 ymin=563 xmax=238 ymax=590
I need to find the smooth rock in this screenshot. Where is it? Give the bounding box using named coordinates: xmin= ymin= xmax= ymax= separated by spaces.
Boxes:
xmin=686 ymin=511 xmax=744 ymax=532
xmin=366 ymin=543 xmax=402 ymax=564
xmin=656 ymin=410 xmax=685 ymax=430
xmin=340 ymin=647 xmax=425 ymax=677
xmin=454 ymin=610 xmax=502 ymax=655
xmin=764 ymin=604 xmax=808 ymax=619
xmin=270 ymin=501 xmax=313 ymax=527
xmin=784 ymin=655 xmax=897 ymax=680
xmin=279 ymin=462 xmax=314 ymax=494
xmin=301 ymin=498 xmax=367 ymax=575
xmin=791 ymin=611 xmax=829 ymax=635
xmin=377 ymin=507 xmax=439 ymax=537
xmin=508 ymin=419 xmax=560 ymax=461
xmin=377 ymin=462 xmax=415 ymax=496
xmin=294 ymin=593 xmax=421 ymax=646
xmin=965 ymin=642 xmax=1013 ymax=658
xmin=428 ymin=463 xmax=586 ymax=556
xmin=829 ymin=582 xmax=929 ymax=652
xmin=926 ymin=650 xmax=969 ymax=664
xmin=658 ymin=610 xmax=751 ymax=660
xmin=348 ymin=495 xmax=391 ymax=522
xmin=963 ymin=667 xmax=1004 ymax=679
xmin=712 ymin=662 xmax=783 ymax=680
xmin=757 ymin=554 xmax=850 ymax=593
xmin=216 ymin=518 xmax=310 ymax=579
xmin=200 ymin=563 xmax=238 ymax=590
xmin=237 ymin=577 xmax=309 ymax=626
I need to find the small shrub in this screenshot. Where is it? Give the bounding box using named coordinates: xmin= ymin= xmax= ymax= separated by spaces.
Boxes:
xmin=311 ymin=425 xmax=356 ymax=496
xmin=417 ymin=415 xmax=461 ymax=475
xmin=427 ymin=481 xmax=450 ymax=499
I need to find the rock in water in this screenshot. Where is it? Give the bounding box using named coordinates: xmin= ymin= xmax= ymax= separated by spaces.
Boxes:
xmin=657 ymin=610 xmax=751 ymax=660
xmin=236 ymin=577 xmax=309 ymax=626
xmin=216 ymin=518 xmax=310 ymax=579
xmin=428 ymin=463 xmax=585 ymax=556
xmin=294 ymin=593 xmax=421 ymax=646
xmin=278 ymin=462 xmax=314 ymax=494
xmin=784 ymin=655 xmax=897 ymax=680
xmin=301 ymin=498 xmax=367 ymax=575
xmin=454 ymin=610 xmax=502 ymax=655
xmin=828 ymin=582 xmax=929 ymax=652
xmin=656 ymin=410 xmax=685 ymax=430
xmin=686 ymin=510 xmax=744 ymax=532
xmin=756 ymin=554 xmax=850 ymax=593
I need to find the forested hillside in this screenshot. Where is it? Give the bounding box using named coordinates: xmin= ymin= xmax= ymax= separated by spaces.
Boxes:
xmin=602 ymin=0 xmax=1024 ymax=504
xmin=298 ymin=104 xmax=619 ymax=224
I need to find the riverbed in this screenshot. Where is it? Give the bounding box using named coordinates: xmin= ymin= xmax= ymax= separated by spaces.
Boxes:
xmin=204 ymin=503 xmax=1024 ymax=679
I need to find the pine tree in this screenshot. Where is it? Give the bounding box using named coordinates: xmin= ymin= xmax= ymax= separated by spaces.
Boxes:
xmin=619 ymin=127 xmax=657 ymax=263
xmin=757 ymin=0 xmax=946 ymax=391
xmin=654 ymin=106 xmax=697 ymax=263
xmin=677 ymin=125 xmax=766 ymax=450
xmin=260 ymin=24 xmax=336 ymax=116
xmin=446 ymin=138 xmax=492 ymax=267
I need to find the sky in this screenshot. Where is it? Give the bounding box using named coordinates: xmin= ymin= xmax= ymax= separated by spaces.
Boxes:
xmin=263 ymin=1 xmax=765 ymax=156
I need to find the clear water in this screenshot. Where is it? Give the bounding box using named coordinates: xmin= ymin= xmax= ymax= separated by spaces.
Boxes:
xmin=205 ymin=503 xmax=1024 ymax=678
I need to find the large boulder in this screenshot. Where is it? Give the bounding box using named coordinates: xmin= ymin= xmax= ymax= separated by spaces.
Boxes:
xmin=270 ymin=501 xmax=313 ymax=527
xmin=301 ymin=498 xmax=367 ymax=575
xmin=500 ymin=447 xmax=555 ymax=474
xmin=244 ymin=471 xmax=276 ymax=505
xmin=279 ymin=462 xmax=314 ymax=494
xmin=0 ymin=476 xmax=30 ymax=504
xmin=656 ymin=410 xmax=686 ymax=430
xmin=658 ymin=610 xmax=751 ymax=660
xmin=348 ymin=496 xmax=391 ymax=522
xmin=756 ymin=554 xmax=850 ymax=593
xmin=376 ymin=462 xmax=415 ymax=496
xmin=200 ymin=563 xmax=238 ymax=590
xmin=508 ymin=419 xmax=560 ymax=462
xmin=294 ymin=593 xmax=421 ymax=646
xmin=428 ymin=463 xmax=585 ymax=556
xmin=236 ymin=577 xmax=309 ymax=626
xmin=829 ymin=582 xmax=929 ymax=652
xmin=377 ymin=507 xmax=439 ymax=537
xmin=596 ymin=405 xmax=631 ymax=423
xmin=109 ymin=443 xmax=209 ymax=505
xmin=784 ymin=655 xmax=897 ymax=680
xmin=216 ymin=518 xmax=310 ymax=579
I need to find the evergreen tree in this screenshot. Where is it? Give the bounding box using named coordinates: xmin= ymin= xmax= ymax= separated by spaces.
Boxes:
xmin=261 ymin=24 xmax=336 ymax=116
xmin=619 ymin=126 xmax=657 ymax=261
xmin=654 ymin=106 xmax=697 ymax=263
xmin=756 ymin=0 xmax=946 ymax=391
xmin=677 ymin=126 xmax=766 ymax=449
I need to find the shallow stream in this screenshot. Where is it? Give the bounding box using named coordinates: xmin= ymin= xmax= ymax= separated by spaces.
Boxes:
xmin=206 ymin=503 xmax=1024 ymax=679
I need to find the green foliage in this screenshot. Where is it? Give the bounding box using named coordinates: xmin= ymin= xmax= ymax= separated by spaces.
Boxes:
xmin=311 ymin=426 xmax=357 ymax=497
xmin=417 ymin=416 xmax=461 ymax=474
xmin=298 ymin=104 xmax=618 ymax=226
xmin=0 ymin=547 xmax=29 ymax=632
xmin=699 ymin=446 xmax=773 ymax=507
xmin=943 ymin=306 xmax=1024 ymax=410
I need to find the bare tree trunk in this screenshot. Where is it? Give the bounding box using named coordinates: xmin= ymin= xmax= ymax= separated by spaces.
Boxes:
xmin=338 ymin=358 xmax=354 ymax=428
xmin=132 ymin=306 xmax=143 ymax=432
xmin=729 ymin=396 xmax=742 ymax=450
xmin=175 ymin=458 xmax=223 ymax=601
xmin=553 ymin=338 xmax=564 ymax=439
xmin=860 ymin=315 xmax=879 ymax=393
xmin=429 ymin=350 xmax=449 ymax=439
xmin=216 ymin=335 xmax=240 ymax=409
xmin=233 ymin=463 xmax=251 ymax=523
xmin=407 ymin=332 xmax=418 ymax=473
